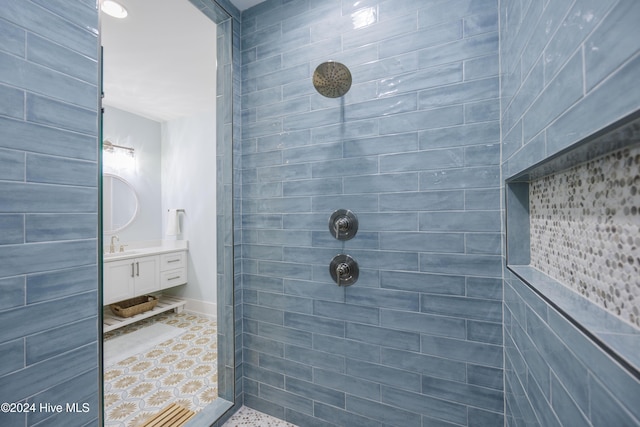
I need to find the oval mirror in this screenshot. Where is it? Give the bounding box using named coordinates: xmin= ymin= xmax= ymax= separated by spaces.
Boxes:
xmin=103 ymin=173 xmax=139 ymax=233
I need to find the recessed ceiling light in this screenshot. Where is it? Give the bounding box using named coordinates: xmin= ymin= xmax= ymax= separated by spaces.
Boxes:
xmin=101 ymin=0 xmax=128 ymax=19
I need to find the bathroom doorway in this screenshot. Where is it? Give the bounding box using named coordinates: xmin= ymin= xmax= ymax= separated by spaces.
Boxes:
xmin=99 ymin=0 xmax=235 ymax=425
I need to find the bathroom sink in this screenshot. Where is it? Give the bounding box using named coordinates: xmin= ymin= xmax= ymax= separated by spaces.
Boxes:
xmin=103 ymin=249 xmax=142 ymax=259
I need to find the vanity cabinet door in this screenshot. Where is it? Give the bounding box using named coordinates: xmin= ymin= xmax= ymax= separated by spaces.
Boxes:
xmin=104 ymin=255 xmax=160 ymax=305
xmin=133 ymin=255 xmax=160 ymax=295
xmin=103 ymin=259 xmax=135 ymax=305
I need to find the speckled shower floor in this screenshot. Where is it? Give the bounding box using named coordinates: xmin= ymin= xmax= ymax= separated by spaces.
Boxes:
xmin=222 ymin=406 xmax=297 ymax=426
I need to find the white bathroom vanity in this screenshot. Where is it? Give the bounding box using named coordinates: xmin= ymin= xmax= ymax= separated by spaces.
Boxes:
xmin=102 ymin=240 xmax=188 ymax=332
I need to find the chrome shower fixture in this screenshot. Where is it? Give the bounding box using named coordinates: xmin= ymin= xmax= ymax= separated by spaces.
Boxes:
xmin=329 ymin=209 xmax=358 ymax=240
xmin=329 ymin=254 xmax=359 ymax=287
xmin=313 ymin=61 xmax=352 ymax=98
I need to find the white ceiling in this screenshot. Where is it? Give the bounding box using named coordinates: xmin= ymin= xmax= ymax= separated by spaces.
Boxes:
xmin=101 ymin=0 xmax=268 ymax=122
xmin=101 ymin=0 xmax=218 ymax=122
xmin=231 ymin=0 xmax=266 ymax=10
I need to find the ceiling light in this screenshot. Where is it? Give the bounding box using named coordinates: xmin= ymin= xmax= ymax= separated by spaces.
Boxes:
xmin=101 ymin=0 xmax=128 ymax=19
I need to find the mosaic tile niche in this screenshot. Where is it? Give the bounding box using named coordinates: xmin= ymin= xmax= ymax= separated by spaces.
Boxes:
xmin=529 ymin=144 xmax=640 ymax=328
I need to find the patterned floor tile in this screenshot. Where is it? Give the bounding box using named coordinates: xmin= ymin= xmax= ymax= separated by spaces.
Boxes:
xmin=104 ymin=311 xmax=217 ymax=427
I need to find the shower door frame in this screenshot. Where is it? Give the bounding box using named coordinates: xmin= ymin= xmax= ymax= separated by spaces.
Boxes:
xmin=97 ymin=0 xmax=237 ymax=424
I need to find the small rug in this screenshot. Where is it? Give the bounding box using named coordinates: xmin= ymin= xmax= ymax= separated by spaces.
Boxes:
xmin=140 ymin=403 xmax=195 ymax=427
xmin=104 ymin=323 xmax=184 ymax=367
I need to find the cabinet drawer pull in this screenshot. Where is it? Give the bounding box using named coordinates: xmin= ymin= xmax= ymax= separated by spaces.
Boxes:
xmin=167 ymin=276 xmax=181 ymax=280
xmin=167 ymin=259 xmax=180 ymax=263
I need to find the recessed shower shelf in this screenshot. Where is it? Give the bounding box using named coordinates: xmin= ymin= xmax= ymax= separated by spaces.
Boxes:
xmin=103 ymin=295 xmax=186 ymax=333
xmin=505 ymin=111 xmax=640 ymax=379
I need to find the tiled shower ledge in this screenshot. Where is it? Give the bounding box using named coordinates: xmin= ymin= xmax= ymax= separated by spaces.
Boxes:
xmin=508 ymin=265 xmax=640 ymax=374
xmin=505 ymin=112 xmax=640 ymax=379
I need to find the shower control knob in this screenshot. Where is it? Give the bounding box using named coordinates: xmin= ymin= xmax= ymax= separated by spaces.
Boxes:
xmin=329 ymin=209 xmax=358 ymax=240
xmin=335 ymin=217 xmax=349 ymax=231
xmin=329 ymin=254 xmax=359 ymax=287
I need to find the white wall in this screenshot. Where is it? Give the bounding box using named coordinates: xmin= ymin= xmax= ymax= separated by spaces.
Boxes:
xmin=161 ymin=111 xmax=217 ymax=308
xmin=102 ymin=106 xmax=162 ymax=242
xmin=102 ymin=106 xmax=218 ymax=312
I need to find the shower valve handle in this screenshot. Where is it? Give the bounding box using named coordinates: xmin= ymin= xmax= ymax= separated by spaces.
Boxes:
xmin=336 ymin=262 xmax=350 ymax=287
xmin=336 ymin=263 xmax=349 ymax=275
xmin=329 ymin=254 xmax=359 ymax=287
xmin=329 ymin=209 xmax=358 ymax=241
xmin=334 ymin=217 xmax=349 ymax=238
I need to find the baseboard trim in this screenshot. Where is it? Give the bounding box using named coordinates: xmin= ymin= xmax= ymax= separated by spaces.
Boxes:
xmin=179 ymin=297 xmax=217 ymax=319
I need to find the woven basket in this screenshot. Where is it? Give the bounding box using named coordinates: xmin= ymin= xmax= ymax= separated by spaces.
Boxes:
xmin=110 ymin=295 xmax=158 ymax=318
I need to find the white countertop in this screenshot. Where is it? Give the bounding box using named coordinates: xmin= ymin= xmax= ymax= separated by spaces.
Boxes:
xmin=103 ymin=239 xmax=188 ymax=261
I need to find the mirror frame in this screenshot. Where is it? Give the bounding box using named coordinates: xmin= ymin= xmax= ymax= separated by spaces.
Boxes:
xmin=102 ymin=172 xmax=139 ymax=234
xmin=98 ymin=0 xmax=236 ymax=424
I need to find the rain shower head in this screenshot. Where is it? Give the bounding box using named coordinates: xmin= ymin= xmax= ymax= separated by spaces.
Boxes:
xmin=313 ymin=61 xmax=352 ymax=98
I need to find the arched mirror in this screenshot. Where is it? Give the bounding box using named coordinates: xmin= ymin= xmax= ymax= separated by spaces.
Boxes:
xmin=103 ymin=173 xmax=139 ymax=233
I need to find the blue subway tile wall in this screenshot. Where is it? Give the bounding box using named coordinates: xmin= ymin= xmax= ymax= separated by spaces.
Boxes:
xmin=240 ymin=0 xmax=502 ymax=424
xmin=500 ymin=0 xmax=640 ymax=425
xmin=0 ymin=2 xmax=100 ymax=425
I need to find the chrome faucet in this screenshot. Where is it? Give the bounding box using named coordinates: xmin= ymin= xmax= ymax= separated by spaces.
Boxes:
xmin=109 ymin=235 xmax=119 ymax=254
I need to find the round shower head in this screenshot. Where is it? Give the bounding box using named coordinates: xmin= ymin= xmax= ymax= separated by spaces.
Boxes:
xmin=313 ymin=61 xmax=352 ymax=98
